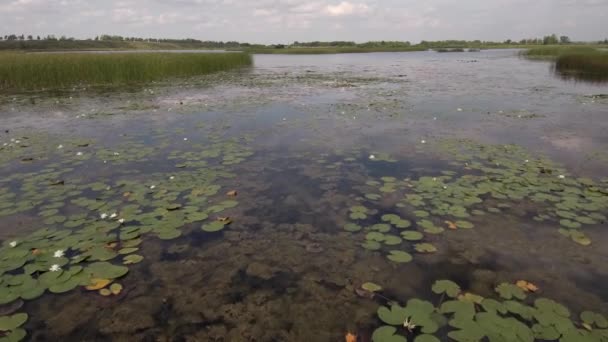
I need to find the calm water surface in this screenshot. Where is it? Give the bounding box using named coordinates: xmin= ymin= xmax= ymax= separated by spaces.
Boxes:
xmin=0 ymin=50 xmax=607 ymax=341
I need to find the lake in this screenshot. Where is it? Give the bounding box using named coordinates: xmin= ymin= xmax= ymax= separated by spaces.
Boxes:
xmin=0 ymin=49 xmax=607 ymax=341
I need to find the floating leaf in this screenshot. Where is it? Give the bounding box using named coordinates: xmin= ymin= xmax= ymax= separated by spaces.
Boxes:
xmin=414 ymin=243 xmax=437 ymax=253
xmin=344 ymin=223 xmax=362 ymax=232
xmin=371 ymin=326 xmax=407 ymax=342
xmin=362 ymin=282 xmax=383 ymax=292
xmin=401 ymin=231 xmax=424 ymax=241
xmin=387 ymin=251 xmax=412 ymax=263
xmin=495 ymin=283 xmax=527 ymax=300
xmin=0 ymin=313 xmax=28 ymax=331
xmin=86 ymin=262 xmax=129 ymax=279
xmin=432 ymin=280 xmax=461 ymax=298
xmin=99 ymin=288 xmax=112 ymax=296
xmin=122 ymin=254 xmax=144 ymax=265
xmin=110 ymin=283 xmax=123 ymax=295
xmin=516 ymin=280 xmax=539 ymax=293
xmin=202 ymin=221 xmax=226 ymax=232
xmin=85 ymin=278 xmax=111 ymax=291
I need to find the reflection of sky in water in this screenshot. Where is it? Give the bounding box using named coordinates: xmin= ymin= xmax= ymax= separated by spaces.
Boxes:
xmin=0 ymin=51 xmax=607 ymax=341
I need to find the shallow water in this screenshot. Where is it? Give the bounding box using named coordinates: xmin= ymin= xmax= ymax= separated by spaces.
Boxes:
xmin=0 ymin=50 xmax=607 ymax=341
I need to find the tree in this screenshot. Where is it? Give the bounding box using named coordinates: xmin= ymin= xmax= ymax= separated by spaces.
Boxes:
xmin=543 ymin=34 xmax=558 ymax=45
xmin=559 ymin=35 xmax=570 ymax=44
xmin=37 ymin=35 xmax=41 ymax=40
xmin=27 ymin=35 xmax=33 ymax=40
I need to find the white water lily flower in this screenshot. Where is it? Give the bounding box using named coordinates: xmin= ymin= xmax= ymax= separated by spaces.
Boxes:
xmin=421 ymin=140 xmax=427 ymax=144
xmin=558 ymin=175 xmax=565 ymax=179
xmin=183 ymin=138 xmax=188 ymax=141
xmin=457 ymin=108 xmax=463 ymax=112
xmin=9 ymin=241 xmax=17 ymax=248
xmin=118 ymin=218 xmax=125 ymax=224
xmin=525 ymin=160 xmax=529 ymax=163
xmin=76 ymin=152 xmax=83 ymax=156
xmin=57 ymin=144 xmax=63 ymax=149
xmin=110 ymin=213 xmax=117 ymax=219
xmin=150 ymin=185 xmax=156 ymax=189
xmin=100 ymin=213 xmax=108 ymax=219
xmin=169 ymin=176 xmax=175 ymax=180
xmin=113 ymin=152 xmax=120 ymax=156
xmin=54 ymin=250 xmax=65 ymax=258
xmin=49 ymin=264 xmax=61 ymax=272
xmin=369 ymin=155 xmax=376 ymax=160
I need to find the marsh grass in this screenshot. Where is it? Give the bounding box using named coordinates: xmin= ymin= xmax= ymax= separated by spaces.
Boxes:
xmin=555 ymin=52 xmax=608 ymax=82
xmin=522 ymin=46 xmax=599 ymax=58
xmin=0 ymin=52 xmax=252 ymax=90
xmin=523 ymin=46 xmax=608 ymax=82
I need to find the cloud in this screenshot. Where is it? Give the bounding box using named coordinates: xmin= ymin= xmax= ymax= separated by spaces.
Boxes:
xmin=324 ymin=1 xmax=370 ymax=16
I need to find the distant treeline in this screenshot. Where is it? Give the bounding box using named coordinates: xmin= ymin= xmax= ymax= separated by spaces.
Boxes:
xmin=1 ymin=33 xmax=607 ymax=51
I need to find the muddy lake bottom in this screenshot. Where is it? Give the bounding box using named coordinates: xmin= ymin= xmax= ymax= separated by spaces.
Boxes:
xmin=0 ymin=50 xmax=608 ymax=341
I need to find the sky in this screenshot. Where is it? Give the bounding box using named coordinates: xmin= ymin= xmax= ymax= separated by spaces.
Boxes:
xmin=0 ymin=0 xmax=607 ymax=44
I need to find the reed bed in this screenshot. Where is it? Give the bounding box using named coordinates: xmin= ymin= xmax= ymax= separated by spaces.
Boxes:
xmin=0 ymin=52 xmax=252 ymax=90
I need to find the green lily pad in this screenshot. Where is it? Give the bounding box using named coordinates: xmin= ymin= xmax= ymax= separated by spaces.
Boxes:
xmin=414 ymin=335 xmax=440 ymax=342
xmin=361 ymin=241 xmax=382 ymax=251
xmin=387 ymin=251 xmax=413 ymax=263
xmin=362 ymin=282 xmax=383 ymax=292
xmin=454 ymin=220 xmax=474 ymax=229
xmin=432 ymin=280 xmax=461 ymax=298
xmin=495 ymin=283 xmax=527 ymax=300
xmin=383 ymin=235 xmax=403 ymax=246
xmin=86 ymin=262 xmax=129 ymax=279
xmin=581 ymin=311 xmax=608 ymax=328
xmin=414 ymin=243 xmax=437 ymax=253
xmin=0 ymin=313 xmax=28 ymax=331
xmin=370 ymin=224 xmax=392 ymax=233
xmin=401 ymin=231 xmax=424 ymax=241
xmin=123 ymin=254 xmax=144 ymax=265
xmin=371 ymin=326 xmax=407 ymax=342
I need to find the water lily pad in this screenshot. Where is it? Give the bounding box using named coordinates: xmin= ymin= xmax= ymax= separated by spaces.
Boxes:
xmin=0 ymin=312 xmax=28 ymax=331
xmin=85 ymin=278 xmax=111 ymax=291
xmin=366 ymin=232 xmax=386 ymax=242
xmin=371 ymin=326 xmax=407 ymax=342
xmin=110 ymin=283 xmax=123 ymax=295
xmin=495 ymin=283 xmax=527 ymax=300
xmin=362 ymin=282 xmax=383 ymax=292
xmin=202 ymin=221 xmax=226 ymax=232
xmin=86 ymin=262 xmax=129 ymax=279
xmin=580 ymin=311 xmax=608 ymax=328
xmin=99 ymin=288 xmax=112 ymax=296
xmin=383 ymin=235 xmax=403 ymax=246
xmin=414 ymin=335 xmax=440 ymax=342
xmin=123 ymin=254 xmax=144 ymax=265
xmin=454 ymin=220 xmax=474 ymax=229
xmin=361 ymin=241 xmax=382 ymax=251
xmin=387 ymin=251 xmax=413 ymax=263
xmin=414 ymin=243 xmax=437 ymax=253
xmin=432 ymin=280 xmax=461 ymax=298
xmin=401 ymin=231 xmax=424 ymax=241
xmin=371 ymin=224 xmax=391 ymax=233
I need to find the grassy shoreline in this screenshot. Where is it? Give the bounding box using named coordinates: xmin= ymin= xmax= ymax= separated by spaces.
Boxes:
xmin=0 ymin=52 xmax=252 ymax=91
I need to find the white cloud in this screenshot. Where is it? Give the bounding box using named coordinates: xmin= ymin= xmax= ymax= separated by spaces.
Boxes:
xmin=324 ymin=1 xmax=370 ymax=16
